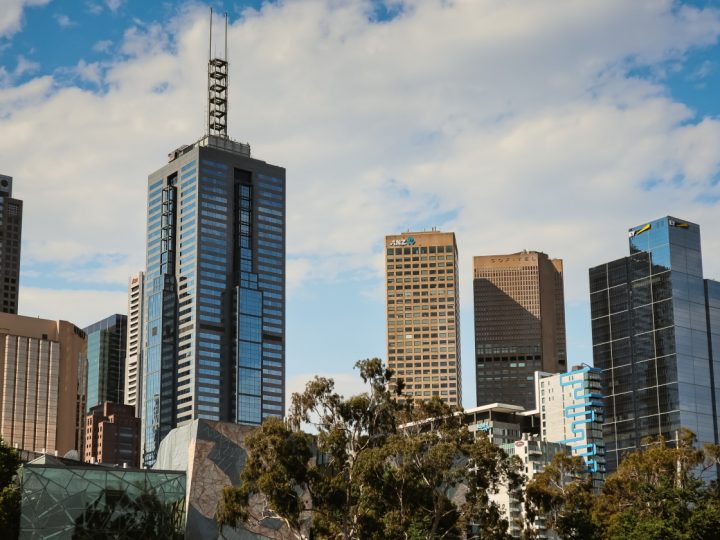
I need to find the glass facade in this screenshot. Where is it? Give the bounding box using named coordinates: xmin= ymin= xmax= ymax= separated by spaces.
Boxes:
xmin=589 ymin=216 xmax=718 ymax=475
xmin=19 ymin=460 xmax=185 ymax=539
xmin=141 ymin=136 xmax=285 ymax=467
xmin=84 ymin=314 xmax=127 ymax=411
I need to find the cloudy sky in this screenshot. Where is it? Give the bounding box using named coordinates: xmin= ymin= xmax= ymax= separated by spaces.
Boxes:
xmin=1 ymin=0 xmax=720 ymax=409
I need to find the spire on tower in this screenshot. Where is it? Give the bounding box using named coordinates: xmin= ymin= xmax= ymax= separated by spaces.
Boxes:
xmin=208 ymin=8 xmax=229 ymax=138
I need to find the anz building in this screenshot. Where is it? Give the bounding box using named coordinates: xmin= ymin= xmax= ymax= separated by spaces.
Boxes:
xmin=589 ymin=216 xmax=720 ymax=475
xmin=141 ymin=132 xmax=285 ymax=467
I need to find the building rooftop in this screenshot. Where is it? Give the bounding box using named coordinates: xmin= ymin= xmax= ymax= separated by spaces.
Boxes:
xmin=168 ymin=134 xmax=251 ymax=163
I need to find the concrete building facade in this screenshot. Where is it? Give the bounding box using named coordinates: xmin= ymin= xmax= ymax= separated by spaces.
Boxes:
xmin=84 ymin=401 xmax=140 ymax=467
xmin=0 ymin=313 xmax=87 ymax=455
xmin=385 ymin=230 xmax=461 ymax=405
xmin=474 ymin=251 xmax=567 ymax=409
xmin=0 ymin=174 xmax=22 ymax=314
xmin=535 ymin=366 xmax=605 ymax=487
xmin=125 ymin=272 xmax=144 ymax=410
xmin=495 ymin=435 xmax=568 ymax=539
xmin=463 ymin=402 xmax=540 ymax=446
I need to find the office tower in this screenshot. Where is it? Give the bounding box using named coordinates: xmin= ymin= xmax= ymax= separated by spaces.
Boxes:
xmin=84 ymin=402 xmax=140 ymax=467
xmin=385 ymin=230 xmax=461 ymax=405
xmin=125 ymin=272 xmax=144 ymax=409
xmin=0 ymin=313 xmax=87 ymax=455
xmin=589 ymin=216 xmax=719 ymax=475
xmin=474 ymin=251 xmax=567 ymax=409
xmin=535 ymin=366 xmax=605 ymax=487
xmin=84 ymin=314 xmax=127 ymax=411
xmin=141 ymin=42 xmax=286 ymax=466
xmin=0 ymin=174 xmax=22 ymax=314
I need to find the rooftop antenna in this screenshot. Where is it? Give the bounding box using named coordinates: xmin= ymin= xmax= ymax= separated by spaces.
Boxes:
xmin=208 ymin=8 xmax=229 ymax=138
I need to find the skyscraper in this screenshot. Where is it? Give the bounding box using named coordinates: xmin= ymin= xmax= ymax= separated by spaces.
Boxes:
xmin=124 ymin=272 xmax=144 ymax=410
xmin=385 ymin=230 xmax=461 ymax=406
xmin=474 ymin=251 xmax=567 ymax=409
xmin=141 ymin=42 xmax=286 ymax=466
xmin=0 ymin=174 xmax=22 ymax=314
xmin=84 ymin=314 xmax=127 ymax=411
xmin=0 ymin=313 xmax=87 ymax=455
xmin=589 ymin=216 xmax=719 ymax=474
xmin=535 ymin=366 xmax=605 ymax=488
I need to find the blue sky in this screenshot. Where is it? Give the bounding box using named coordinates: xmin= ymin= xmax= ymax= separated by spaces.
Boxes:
xmin=2 ymin=0 xmax=720 ymax=408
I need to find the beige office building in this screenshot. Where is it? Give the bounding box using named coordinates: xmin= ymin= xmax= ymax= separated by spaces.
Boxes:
xmin=385 ymin=230 xmax=461 ymax=406
xmin=474 ymin=251 xmax=566 ymax=409
xmin=0 ymin=313 xmax=87 ymax=455
xmin=124 ymin=271 xmax=144 ymax=410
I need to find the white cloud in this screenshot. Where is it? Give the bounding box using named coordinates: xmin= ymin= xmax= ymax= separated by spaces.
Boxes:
xmin=53 ymin=13 xmax=76 ymax=28
xmin=86 ymin=2 xmax=103 ymax=16
xmin=92 ymin=39 xmax=113 ymax=53
xmin=105 ymin=0 xmax=124 ymax=13
xmin=1 ymin=0 xmax=720 ymax=350
xmin=72 ymin=59 xmax=103 ymax=85
xmin=20 ymin=287 xmax=127 ymax=328
xmin=14 ymin=54 xmax=39 ymax=77
xmin=0 ymin=0 xmax=50 ymax=38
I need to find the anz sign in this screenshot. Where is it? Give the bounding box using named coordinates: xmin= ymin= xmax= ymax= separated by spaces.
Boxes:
xmin=389 ymin=236 xmax=416 ymax=247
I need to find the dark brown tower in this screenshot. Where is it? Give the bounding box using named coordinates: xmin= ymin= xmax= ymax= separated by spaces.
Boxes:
xmin=474 ymin=251 xmax=567 ymax=408
xmin=0 ymin=175 xmax=22 ymax=314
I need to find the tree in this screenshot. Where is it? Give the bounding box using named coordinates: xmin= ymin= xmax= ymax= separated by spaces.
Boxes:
xmin=0 ymin=438 xmax=21 ymax=539
xmin=218 ymin=359 xmax=522 ymax=539
xmin=216 ymin=417 xmax=313 ymax=539
xmin=524 ymin=451 xmax=597 ymax=540
xmin=593 ymin=429 xmax=720 ymax=540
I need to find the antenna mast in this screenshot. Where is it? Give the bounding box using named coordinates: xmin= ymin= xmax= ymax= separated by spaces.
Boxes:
xmin=208 ymin=8 xmax=228 ymax=138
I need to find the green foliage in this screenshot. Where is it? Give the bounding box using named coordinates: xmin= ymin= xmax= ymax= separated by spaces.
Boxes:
xmin=525 ymin=451 xmax=597 ymax=539
xmin=593 ymin=429 xmax=720 ymax=540
xmin=0 ymin=439 xmax=20 ymax=489
xmin=217 ymin=362 xmax=720 ymax=540
xmin=0 ymin=438 xmax=21 ymax=539
xmin=0 ymin=484 xmax=20 ymax=539
xmin=218 ymin=358 xmax=522 ymax=539
xmin=217 ymin=416 xmax=312 ymax=537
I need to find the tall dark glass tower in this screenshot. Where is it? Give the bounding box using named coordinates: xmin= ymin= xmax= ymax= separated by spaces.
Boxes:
xmin=84 ymin=314 xmax=128 ymax=411
xmin=589 ymin=216 xmax=719 ymax=475
xmin=140 ymin=39 xmax=286 ymax=467
xmin=0 ymin=174 xmax=22 ymax=314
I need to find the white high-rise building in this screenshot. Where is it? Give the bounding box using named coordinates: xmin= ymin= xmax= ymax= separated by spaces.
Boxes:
xmin=124 ymin=272 xmax=144 ymax=410
xmin=535 ymin=366 xmax=605 ymax=487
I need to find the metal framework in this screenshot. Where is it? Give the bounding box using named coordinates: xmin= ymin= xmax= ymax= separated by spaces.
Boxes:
xmin=208 ymin=9 xmax=229 ymax=138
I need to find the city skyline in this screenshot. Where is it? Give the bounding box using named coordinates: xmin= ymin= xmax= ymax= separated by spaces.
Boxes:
xmin=2 ymin=1 xmax=720 ymax=409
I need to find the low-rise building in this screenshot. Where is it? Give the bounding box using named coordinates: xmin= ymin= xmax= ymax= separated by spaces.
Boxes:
xmin=464 ymin=402 xmax=540 ymax=445
xmin=84 ymin=402 xmax=140 ymax=467
xmin=0 ymin=313 xmax=87 ymax=456
xmin=494 ymin=435 xmax=570 ymax=539
xmin=19 ymin=454 xmax=185 ymax=539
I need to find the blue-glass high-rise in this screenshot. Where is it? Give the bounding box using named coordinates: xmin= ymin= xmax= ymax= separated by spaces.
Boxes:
xmin=589 ymin=216 xmax=719 ymax=476
xmin=141 ymin=134 xmax=285 ymax=467
xmin=84 ymin=314 xmax=128 ymax=411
